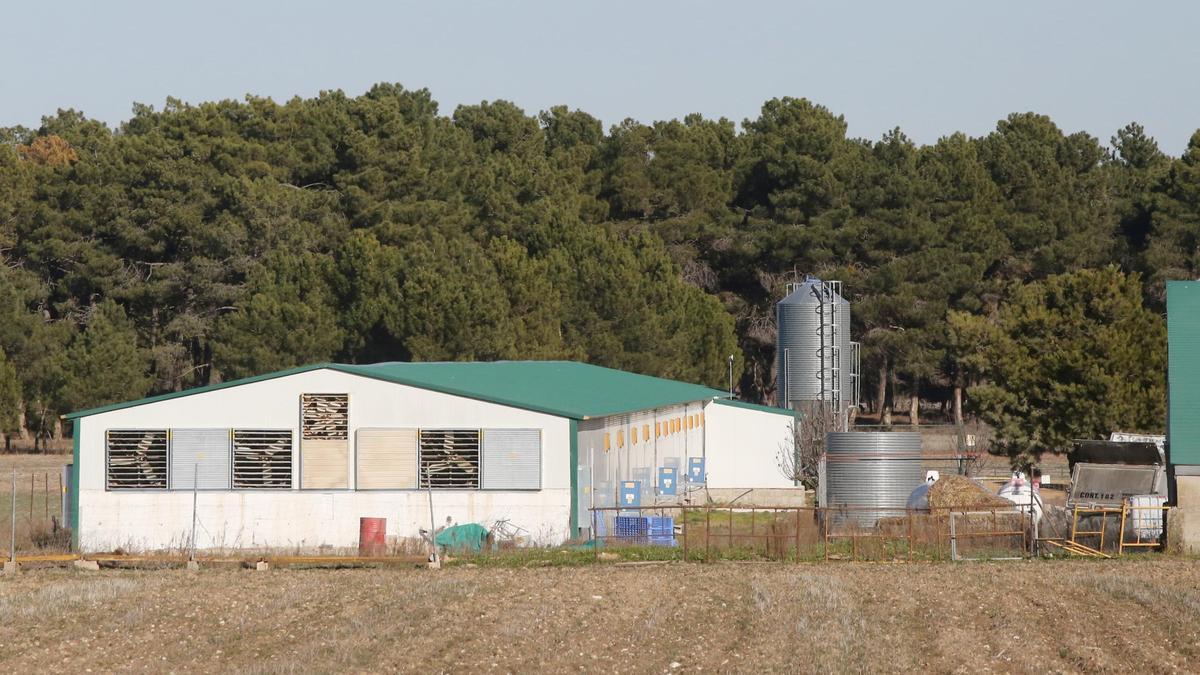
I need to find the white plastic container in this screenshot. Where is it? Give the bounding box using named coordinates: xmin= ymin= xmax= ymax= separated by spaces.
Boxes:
xmin=998 ymin=472 xmax=1043 ymax=523
xmin=1128 ymin=494 xmax=1166 ymax=539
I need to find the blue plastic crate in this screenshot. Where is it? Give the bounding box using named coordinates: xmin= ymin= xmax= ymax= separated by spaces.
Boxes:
xmin=614 ymin=515 xmax=649 ymax=538
xmin=648 ymin=535 xmax=678 ymax=547
xmin=647 ymin=516 xmax=674 ymax=536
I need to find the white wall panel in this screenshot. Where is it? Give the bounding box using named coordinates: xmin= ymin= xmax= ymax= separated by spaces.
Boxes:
xmin=702 ymin=402 xmax=796 ymax=489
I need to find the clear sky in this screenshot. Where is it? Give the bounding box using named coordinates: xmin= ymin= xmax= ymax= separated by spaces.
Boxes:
xmin=3 ymin=0 xmax=1198 ymax=152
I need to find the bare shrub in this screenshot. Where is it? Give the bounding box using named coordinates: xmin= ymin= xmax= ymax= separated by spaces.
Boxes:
xmin=777 ymin=402 xmax=839 ymax=490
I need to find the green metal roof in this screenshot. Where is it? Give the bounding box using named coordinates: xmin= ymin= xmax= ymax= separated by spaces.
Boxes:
xmin=712 ymin=398 xmax=800 ymax=418
xmin=64 ymin=361 xmax=731 ymax=421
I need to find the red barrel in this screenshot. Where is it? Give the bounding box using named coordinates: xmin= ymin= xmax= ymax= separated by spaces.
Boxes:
xmin=358 ymin=517 xmax=387 ymax=556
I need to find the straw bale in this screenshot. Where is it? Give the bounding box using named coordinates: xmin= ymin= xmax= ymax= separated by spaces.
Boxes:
xmin=928 ymin=474 xmax=1010 ymax=509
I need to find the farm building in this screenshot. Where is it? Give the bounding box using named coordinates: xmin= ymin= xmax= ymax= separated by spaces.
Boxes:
xmin=63 ymin=361 xmax=797 ymax=552
xmin=1168 ymin=281 xmax=1200 ymax=552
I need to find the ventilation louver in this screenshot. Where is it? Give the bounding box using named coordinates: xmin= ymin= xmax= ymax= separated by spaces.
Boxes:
xmin=233 ymin=429 xmax=293 ymax=489
xmin=106 ymin=430 xmax=168 ymax=489
xmin=419 ymin=429 xmax=480 ymax=489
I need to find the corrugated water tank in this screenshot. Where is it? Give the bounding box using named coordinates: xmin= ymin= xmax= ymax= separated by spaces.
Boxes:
xmin=825 ymin=431 xmax=923 ymax=526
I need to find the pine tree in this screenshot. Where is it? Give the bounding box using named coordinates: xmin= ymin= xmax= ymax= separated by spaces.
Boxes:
xmin=63 ymin=300 xmax=151 ymax=411
xmin=949 ymin=267 xmax=1166 ymax=463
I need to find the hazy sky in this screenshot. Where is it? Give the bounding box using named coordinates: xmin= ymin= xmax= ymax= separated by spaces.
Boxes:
xmin=3 ymin=1 xmax=1198 ymax=152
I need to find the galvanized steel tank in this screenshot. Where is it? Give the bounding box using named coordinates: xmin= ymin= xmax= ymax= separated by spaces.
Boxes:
xmin=825 ymin=431 xmax=923 ymax=526
xmin=776 ymin=278 xmax=852 ymax=408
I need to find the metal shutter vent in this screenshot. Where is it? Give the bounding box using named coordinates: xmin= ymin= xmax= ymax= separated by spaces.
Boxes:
xmin=302 ymin=439 xmax=349 ymax=489
xmin=482 ymin=429 xmax=541 ymax=490
xmin=356 ymin=428 xmax=418 ymax=489
xmin=170 ymin=428 xmax=231 ymax=490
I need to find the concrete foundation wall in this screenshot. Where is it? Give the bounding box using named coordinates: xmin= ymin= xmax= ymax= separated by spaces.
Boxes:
xmin=702 ymin=487 xmax=809 ymax=507
xmin=1170 ymin=475 xmax=1200 ymax=555
xmin=78 ymin=489 xmax=571 ymax=552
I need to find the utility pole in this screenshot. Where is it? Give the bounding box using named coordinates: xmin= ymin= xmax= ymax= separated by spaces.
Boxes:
xmin=727 ymin=355 xmax=735 ymax=396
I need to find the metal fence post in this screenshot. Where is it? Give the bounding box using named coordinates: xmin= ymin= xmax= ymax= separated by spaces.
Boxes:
xmin=591 ymin=507 xmax=599 ymax=561
xmin=705 ymin=505 xmax=711 ymax=562
xmin=1031 ymin=503 xmax=1038 ymax=557
xmin=949 ymin=512 xmax=958 ymax=561
xmin=10 ymin=469 xmax=16 ymax=562
xmin=749 ymin=508 xmax=755 ymax=555
xmin=794 ymin=507 xmax=801 ymax=562
xmin=681 ymin=506 xmax=688 ymax=562
xmin=189 ymin=463 xmax=198 ymax=562
xmin=727 ymin=508 xmax=733 ymax=551
xmin=907 ymin=513 xmax=913 ymax=562
xmin=822 ymin=508 xmax=829 ymax=561
xmin=1118 ymin=501 xmax=1128 ymax=556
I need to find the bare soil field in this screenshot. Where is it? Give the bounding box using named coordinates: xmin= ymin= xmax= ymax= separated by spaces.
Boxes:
xmin=0 ymin=558 xmax=1196 ymax=673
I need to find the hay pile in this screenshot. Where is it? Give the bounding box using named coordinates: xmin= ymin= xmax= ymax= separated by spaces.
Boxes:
xmin=928 ymin=475 xmax=1010 ymax=509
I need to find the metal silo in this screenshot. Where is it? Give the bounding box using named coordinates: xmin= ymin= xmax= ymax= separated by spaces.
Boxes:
xmin=825 ymin=431 xmax=923 ymax=526
xmin=776 ymin=278 xmax=855 ymax=409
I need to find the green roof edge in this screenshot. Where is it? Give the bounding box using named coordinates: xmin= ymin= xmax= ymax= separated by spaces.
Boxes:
xmin=333 ymin=363 xmax=727 ymax=420
xmin=64 ymin=361 xmax=731 ymax=421
xmin=62 ymin=363 xmax=332 ymax=419
xmin=712 ymin=398 xmax=800 ymax=418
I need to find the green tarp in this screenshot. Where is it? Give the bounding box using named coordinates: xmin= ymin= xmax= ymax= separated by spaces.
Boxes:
xmin=434 ymin=523 xmax=490 ymax=553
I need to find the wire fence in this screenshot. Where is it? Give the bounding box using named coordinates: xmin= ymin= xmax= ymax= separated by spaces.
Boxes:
xmin=1 ymin=468 xmax=70 ymax=558
xmin=589 ymin=503 xmax=1037 ymax=562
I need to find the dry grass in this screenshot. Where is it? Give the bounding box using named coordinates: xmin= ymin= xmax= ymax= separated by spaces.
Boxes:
xmin=0 ymin=454 xmax=70 ymax=555
xmin=1 ymin=558 xmax=1196 ymax=672
xmin=0 ymin=452 xmax=71 ymax=471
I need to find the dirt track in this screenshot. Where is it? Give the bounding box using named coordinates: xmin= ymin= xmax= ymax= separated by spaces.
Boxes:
xmin=0 ymin=559 xmax=1197 ymax=673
